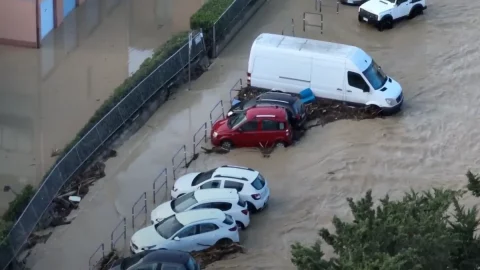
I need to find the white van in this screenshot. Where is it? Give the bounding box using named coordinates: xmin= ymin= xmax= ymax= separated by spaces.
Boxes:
xmin=247 ymin=33 xmax=403 ymax=114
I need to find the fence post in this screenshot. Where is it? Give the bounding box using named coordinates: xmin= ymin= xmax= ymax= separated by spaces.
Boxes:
xmin=123 ymin=217 xmax=126 ymax=249
xmin=204 ymin=122 xmax=207 ymax=143
xmin=183 ymin=145 xmax=187 ymax=168
xmin=291 ymin=18 xmax=295 ymax=37
xmin=143 ymin=192 xmax=147 ymax=226
xmin=337 ymin=1 xmax=339 ymax=13
xmin=212 ymin=24 xmax=216 ymax=58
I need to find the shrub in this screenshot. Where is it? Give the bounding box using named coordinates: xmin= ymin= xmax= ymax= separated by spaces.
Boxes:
xmin=2 ymin=185 xmax=36 ymax=223
xmin=190 ymin=0 xmax=234 ymax=49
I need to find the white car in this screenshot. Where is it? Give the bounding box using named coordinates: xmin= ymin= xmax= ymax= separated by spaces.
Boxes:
xmin=358 ymin=0 xmax=427 ymax=31
xmin=130 ymin=209 xmax=240 ymax=254
xmin=151 ymin=189 xmax=251 ymax=229
xmin=171 ymin=165 xmax=270 ymax=212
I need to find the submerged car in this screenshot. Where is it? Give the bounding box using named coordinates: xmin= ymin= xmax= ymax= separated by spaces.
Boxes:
xmin=151 ymin=188 xmax=251 ymax=229
xmin=228 ymin=91 xmax=306 ymax=128
xmin=130 ymin=209 xmax=239 ymax=254
xmin=212 ymin=106 xmax=293 ymax=149
xmin=171 ymin=165 xmax=270 ymax=212
xmin=110 ymin=249 xmax=199 ymax=270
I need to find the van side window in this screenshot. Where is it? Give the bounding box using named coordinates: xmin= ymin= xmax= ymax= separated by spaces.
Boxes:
xmin=240 ymin=121 xmax=258 ymax=131
xmin=261 ymin=120 xmax=280 ymax=131
xmin=348 ymin=72 xmax=368 ymax=90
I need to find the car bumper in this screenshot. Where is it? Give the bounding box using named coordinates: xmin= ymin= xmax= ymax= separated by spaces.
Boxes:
xmin=381 ymin=98 xmax=403 ymax=115
xmin=211 ymin=136 xmax=221 ymax=146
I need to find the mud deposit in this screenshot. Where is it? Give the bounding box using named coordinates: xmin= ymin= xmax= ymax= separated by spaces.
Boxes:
xmin=237 ymin=87 xmax=382 ymax=126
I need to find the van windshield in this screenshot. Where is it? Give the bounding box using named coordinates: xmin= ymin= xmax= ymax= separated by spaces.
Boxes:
xmin=227 ymin=112 xmax=247 ymax=128
xmin=362 ymin=60 xmax=388 ymax=90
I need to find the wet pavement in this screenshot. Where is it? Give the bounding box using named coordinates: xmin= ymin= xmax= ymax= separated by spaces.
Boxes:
xmin=26 ymin=0 xmax=480 ymax=269
xmin=0 ymin=0 xmax=205 ymax=213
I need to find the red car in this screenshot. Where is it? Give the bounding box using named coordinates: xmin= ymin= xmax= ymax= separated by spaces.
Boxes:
xmin=211 ymin=106 xmax=293 ymax=149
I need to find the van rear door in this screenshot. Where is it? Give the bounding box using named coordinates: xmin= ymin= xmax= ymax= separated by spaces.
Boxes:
xmin=310 ymin=59 xmax=346 ymax=102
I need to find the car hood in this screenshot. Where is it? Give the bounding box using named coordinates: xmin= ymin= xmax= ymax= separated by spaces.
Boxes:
xmin=360 ymin=0 xmax=394 ymax=14
xmin=131 ymin=225 xmax=165 ymax=249
xmin=174 ymin=172 xmax=201 ymax=190
xmin=212 ymin=118 xmax=231 ymax=134
xmin=151 ymin=201 xmax=176 ymax=223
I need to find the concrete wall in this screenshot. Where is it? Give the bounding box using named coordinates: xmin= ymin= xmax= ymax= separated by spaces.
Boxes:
xmin=0 ymin=0 xmax=38 ymax=48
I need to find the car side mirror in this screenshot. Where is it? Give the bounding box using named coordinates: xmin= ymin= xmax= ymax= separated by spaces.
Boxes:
xmin=363 ymin=85 xmax=370 ymax=92
xmin=173 ymin=236 xmax=180 ymax=241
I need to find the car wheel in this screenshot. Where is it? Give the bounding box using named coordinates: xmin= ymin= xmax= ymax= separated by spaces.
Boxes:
xmin=408 ymin=5 xmax=422 ymax=19
xmin=215 ymin=238 xmax=233 ymax=248
xmin=358 ymin=14 xmax=363 ymax=23
xmin=221 ymin=140 xmax=233 ymax=150
xmin=247 ymin=202 xmax=258 ymax=213
xmin=377 ymin=17 xmax=393 ymax=31
xmin=236 ymin=221 xmax=246 ymax=230
xmin=275 ymin=141 xmax=286 ymax=148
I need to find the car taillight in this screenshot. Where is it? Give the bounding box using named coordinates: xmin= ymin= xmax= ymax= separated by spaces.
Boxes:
xmin=229 ymin=225 xmax=238 ymax=231
xmin=247 ymin=72 xmax=251 ymax=86
xmin=241 ymin=209 xmax=249 ymax=215
xmin=251 ymin=194 xmax=261 ymax=200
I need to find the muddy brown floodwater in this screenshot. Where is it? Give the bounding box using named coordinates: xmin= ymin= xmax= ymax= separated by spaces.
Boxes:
xmin=25 ymin=0 xmax=480 ymax=269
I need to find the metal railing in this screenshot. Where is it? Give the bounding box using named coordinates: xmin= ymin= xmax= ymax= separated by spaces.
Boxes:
xmin=131 ymin=192 xmax=147 ymax=229
xmin=210 ymin=100 xmax=225 ymax=128
xmin=172 ymin=145 xmax=187 ymax=180
xmin=193 ymin=122 xmax=208 ymax=157
xmin=0 ymin=31 xmax=206 ymax=270
xmin=211 ymin=0 xmax=257 ymax=57
xmin=110 ymin=218 xmax=127 ymax=250
xmin=88 ymin=243 xmax=104 ymax=270
xmin=153 ymin=168 xmax=168 ymax=204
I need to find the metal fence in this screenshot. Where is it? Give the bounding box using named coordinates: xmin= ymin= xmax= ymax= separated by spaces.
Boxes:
xmin=211 ymin=0 xmax=256 ymax=57
xmin=0 ymin=31 xmax=206 ymax=270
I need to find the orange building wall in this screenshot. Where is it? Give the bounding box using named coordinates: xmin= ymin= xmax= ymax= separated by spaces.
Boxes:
xmin=0 ymin=0 xmax=38 ymax=48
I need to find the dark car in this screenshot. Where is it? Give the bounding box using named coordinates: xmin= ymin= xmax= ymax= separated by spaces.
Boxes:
xmin=110 ymin=249 xmax=199 ymax=270
xmin=229 ymin=91 xmax=306 ymax=128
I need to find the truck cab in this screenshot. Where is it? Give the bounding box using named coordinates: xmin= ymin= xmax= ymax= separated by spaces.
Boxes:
xmin=358 ymin=0 xmax=427 ymax=31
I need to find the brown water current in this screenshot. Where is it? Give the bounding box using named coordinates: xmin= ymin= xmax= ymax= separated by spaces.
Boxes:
xmin=16 ymin=0 xmax=480 ymax=268
xmin=0 ymin=0 xmax=205 ymax=213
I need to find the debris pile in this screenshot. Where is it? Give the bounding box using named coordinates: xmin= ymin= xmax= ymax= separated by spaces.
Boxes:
xmin=97 ymin=250 xmax=120 ymax=270
xmin=192 ymin=243 xmax=245 ymax=269
xmin=236 ymin=87 xmax=382 ymax=127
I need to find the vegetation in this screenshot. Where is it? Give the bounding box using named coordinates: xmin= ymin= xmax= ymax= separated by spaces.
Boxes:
xmin=190 ymin=0 xmax=234 ymax=50
xmin=291 ymin=172 xmax=480 ymax=270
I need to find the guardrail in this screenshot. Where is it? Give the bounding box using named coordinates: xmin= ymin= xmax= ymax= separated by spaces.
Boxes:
xmin=0 ymin=30 xmax=207 ymax=270
xmin=153 ymin=168 xmax=168 ymax=204
xmin=88 ymin=243 xmax=104 ymax=270
xmin=131 ymin=192 xmax=147 ymax=229
xmin=229 ymin=79 xmax=243 ymax=104
xmin=85 ymin=79 xmax=240 ymax=268
xmin=210 ymin=100 xmax=225 ymax=128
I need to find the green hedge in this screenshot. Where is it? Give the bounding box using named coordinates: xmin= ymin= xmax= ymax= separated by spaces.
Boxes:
xmin=0 ymin=32 xmax=190 ymax=245
xmin=190 ymin=0 xmax=234 ymax=48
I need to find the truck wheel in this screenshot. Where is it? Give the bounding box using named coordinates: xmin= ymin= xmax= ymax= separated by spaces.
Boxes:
xmin=377 ymin=17 xmax=393 ymax=32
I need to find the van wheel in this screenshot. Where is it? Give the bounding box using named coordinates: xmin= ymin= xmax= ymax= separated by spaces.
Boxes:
xmin=275 ymin=141 xmax=286 ymax=148
xmin=377 ymin=17 xmax=393 ymax=31
xmin=221 ymin=140 xmax=233 ymax=150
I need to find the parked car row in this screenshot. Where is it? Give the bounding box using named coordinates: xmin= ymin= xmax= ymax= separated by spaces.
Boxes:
xmin=129 ymin=165 xmax=270 ymax=257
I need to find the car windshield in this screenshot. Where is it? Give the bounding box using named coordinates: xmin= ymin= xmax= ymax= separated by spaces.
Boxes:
xmin=227 ymin=112 xmax=247 ymax=128
xmin=362 ymin=60 xmax=388 ymax=90
xmin=154 ymin=215 xmax=184 ymax=239
xmin=170 ymin=192 xmax=198 ymax=212
xmin=192 ymin=169 xmax=216 ymax=185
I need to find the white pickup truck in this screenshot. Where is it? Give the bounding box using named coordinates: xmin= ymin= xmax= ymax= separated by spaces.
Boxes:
xmin=358 ymin=0 xmax=427 ymax=31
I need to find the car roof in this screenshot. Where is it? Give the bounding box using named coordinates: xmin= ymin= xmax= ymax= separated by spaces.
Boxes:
xmin=212 ymin=165 xmax=259 ymax=181
xmin=175 ymin=209 xmax=225 ymax=225
xmin=143 ymin=249 xmax=193 ymax=264
xmin=257 ymin=92 xmax=298 ymax=104
xmin=194 ymin=188 xmax=239 ymax=202
xmin=245 ymin=106 xmax=287 ymax=120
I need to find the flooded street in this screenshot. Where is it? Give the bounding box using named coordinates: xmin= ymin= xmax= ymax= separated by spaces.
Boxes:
xmin=23 ymin=0 xmax=480 ymax=269
xmin=0 ymin=0 xmax=205 ymax=213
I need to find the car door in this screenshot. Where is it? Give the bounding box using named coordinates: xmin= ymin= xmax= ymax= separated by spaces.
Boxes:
xmin=195 ymin=223 xmax=221 ymax=249
xmin=170 ymin=225 xmax=200 ymax=252
xmin=198 ymin=180 xmax=222 ymax=191
xmin=344 ymin=71 xmax=370 ymax=105
xmin=259 ymin=119 xmax=284 ymax=146
xmin=393 ymin=0 xmax=411 ymax=18
xmin=235 ymin=120 xmax=259 ymax=147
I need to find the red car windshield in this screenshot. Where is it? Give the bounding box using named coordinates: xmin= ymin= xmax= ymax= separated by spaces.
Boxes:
xmin=227 ymin=112 xmax=246 ymax=128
